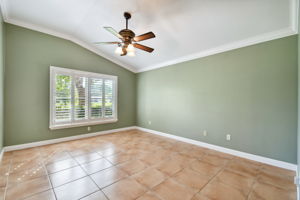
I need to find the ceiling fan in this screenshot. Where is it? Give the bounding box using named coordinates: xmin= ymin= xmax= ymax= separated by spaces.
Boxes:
xmin=94 ymin=12 xmax=155 ymax=57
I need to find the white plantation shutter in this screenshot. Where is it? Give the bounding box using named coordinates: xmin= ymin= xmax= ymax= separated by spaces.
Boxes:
xmin=74 ymin=76 xmax=88 ymax=120
xmin=104 ymin=79 xmax=114 ymax=117
xmin=54 ymin=74 xmax=72 ymax=123
xmin=90 ymin=78 xmax=103 ymax=118
xmin=50 ymin=67 xmax=117 ymax=129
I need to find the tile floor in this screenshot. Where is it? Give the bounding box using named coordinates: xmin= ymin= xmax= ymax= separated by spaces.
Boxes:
xmin=0 ymin=130 xmax=296 ymax=200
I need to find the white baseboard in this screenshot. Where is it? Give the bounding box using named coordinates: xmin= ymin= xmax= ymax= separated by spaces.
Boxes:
xmin=0 ymin=148 xmax=4 ymax=162
xmin=2 ymin=125 xmax=297 ymax=172
xmin=136 ymin=127 xmax=297 ymax=171
xmin=4 ymin=126 xmax=137 ymax=152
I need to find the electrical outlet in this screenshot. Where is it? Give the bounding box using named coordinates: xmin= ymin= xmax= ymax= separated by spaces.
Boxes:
xmin=87 ymin=126 xmax=91 ymax=131
xmin=148 ymin=121 xmax=152 ymax=125
xmin=226 ymin=134 xmax=231 ymax=141
xmin=203 ymin=130 xmax=207 ymax=136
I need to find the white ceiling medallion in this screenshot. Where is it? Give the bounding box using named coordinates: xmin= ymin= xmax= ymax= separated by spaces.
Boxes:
xmin=0 ymin=0 xmax=298 ymax=73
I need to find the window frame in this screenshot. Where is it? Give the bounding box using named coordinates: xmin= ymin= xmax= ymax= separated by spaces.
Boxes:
xmin=49 ymin=66 xmax=118 ymax=130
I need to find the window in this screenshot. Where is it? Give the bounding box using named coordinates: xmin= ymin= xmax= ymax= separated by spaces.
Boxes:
xmin=50 ymin=66 xmax=117 ymax=129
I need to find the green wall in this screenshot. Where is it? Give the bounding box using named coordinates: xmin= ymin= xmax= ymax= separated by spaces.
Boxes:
xmin=297 ymin=2 xmax=300 ymax=175
xmin=137 ymin=36 xmax=298 ymax=163
xmin=4 ymin=23 xmax=136 ymax=146
xmin=3 ymin=22 xmax=298 ymax=164
xmin=0 ymin=12 xmax=4 ymax=150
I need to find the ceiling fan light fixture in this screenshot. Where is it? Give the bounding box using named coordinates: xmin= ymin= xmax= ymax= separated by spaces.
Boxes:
xmin=115 ymin=46 xmax=123 ymax=55
xmin=127 ymin=44 xmax=135 ymax=52
xmin=127 ymin=51 xmax=135 ymax=57
xmin=95 ymin=12 xmax=156 ymax=56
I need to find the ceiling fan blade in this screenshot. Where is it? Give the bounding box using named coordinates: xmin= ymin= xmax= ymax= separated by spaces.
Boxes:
xmin=133 ymin=43 xmax=154 ymax=53
xmin=103 ymin=27 xmax=123 ymax=39
xmin=134 ymin=32 xmax=155 ymax=42
xmin=93 ymin=42 xmax=120 ymax=45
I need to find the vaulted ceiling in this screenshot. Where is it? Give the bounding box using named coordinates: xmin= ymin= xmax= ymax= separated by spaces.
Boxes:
xmin=1 ymin=0 xmax=298 ymax=72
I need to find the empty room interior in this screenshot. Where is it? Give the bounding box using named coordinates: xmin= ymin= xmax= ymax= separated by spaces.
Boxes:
xmin=0 ymin=0 xmax=299 ymax=200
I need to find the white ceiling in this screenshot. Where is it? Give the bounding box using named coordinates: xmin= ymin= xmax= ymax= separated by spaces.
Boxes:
xmin=1 ymin=0 xmax=298 ymax=73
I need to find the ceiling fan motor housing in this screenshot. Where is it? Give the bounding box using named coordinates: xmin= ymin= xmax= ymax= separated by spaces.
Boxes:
xmin=119 ymin=29 xmax=135 ymax=44
xmin=96 ymin=11 xmax=155 ymax=55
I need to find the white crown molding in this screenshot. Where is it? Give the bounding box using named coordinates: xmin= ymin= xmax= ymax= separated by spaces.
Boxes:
xmin=3 ymin=126 xmax=137 ymax=152
xmin=0 ymin=0 xmax=299 ymax=73
xmin=136 ymin=127 xmax=297 ymax=171
xmin=3 ymin=18 xmax=138 ymax=73
xmin=0 ymin=0 xmax=8 ymax=21
xmin=137 ymin=27 xmax=297 ymax=73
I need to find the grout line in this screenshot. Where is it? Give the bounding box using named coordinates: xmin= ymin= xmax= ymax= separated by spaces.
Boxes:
xmin=189 ymin=152 xmax=229 ymax=199
xmin=67 ymin=150 xmax=111 ymax=200
xmin=246 ymin=165 xmax=263 ymax=200
xmin=40 ymin=149 xmax=58 ymax=200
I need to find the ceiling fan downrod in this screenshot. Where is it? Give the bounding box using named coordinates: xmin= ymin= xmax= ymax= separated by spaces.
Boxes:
xmin=124 ymin=12 xmax=131 ymax=29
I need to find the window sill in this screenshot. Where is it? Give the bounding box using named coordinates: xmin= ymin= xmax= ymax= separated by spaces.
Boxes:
xmin=49 ymin=118 xmax=118 ymax=130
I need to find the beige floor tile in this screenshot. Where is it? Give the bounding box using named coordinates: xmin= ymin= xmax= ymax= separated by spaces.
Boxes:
xmin=172 ymin=168 xmax=210 ymax=192
xmin=133 ymin=168 xmax=166 ymax=189
xmin=43 ymin=151 xmax=72 ymax=164
xmin=10 ymin=160 xmax=43 ymax=173
xmin=248 ymin=181 xmax=296 ymax=200
xmin=169 ymin=154 xmax=196 ymax=168
xmin=68 ymin=148 xmax=92 ymax=157
xmin=257 ymin=171 xmax=296 ymax=191
xmin=6 ymin=176 xmax=52 ymax=200
xmin=8 ymin=166 xmax=47 ymax=186
xmin=74 ymin=152 xmax=102 ymax=164
xmin=260 ymin=164 xmax=295 ymax=177
xmin=105 ymin=153 xmax=133 ymax=165
xmin=102 ymin=178 xmax=147 ymax=200
xmin=139 ymin=153 xmax=169 ymax=166
xmin=201 ymin=153 xmax=230 ymax=166
xmin=179 ymin=149 xmax=205 ymax=160
xmin=54 ymin=177 xmax=99 ymax=200
xmin=24 ymin=189 xmax=56 ymax=200
xmin=191 ymin=193 xmax=210 ymax=200
xmin=226 ymin=160 xmax=259 ymax=178
xmin=216 ymin=169 xmax=255 ymax=195
xmin=99 ymin=147 xmax=123 ymax=157
xmin=11 ymin=153 xmax=39 ymax=163
xmin=233 ymin=157 xmax=262 ymax=167
xmin=189 ymin=160 xmax=221 ymax=178
xmin=81 ymin=191 xmax=108 ymax=200
xmin=118 ymin=160 xmax=148 ymax=175
xmin=136 ymin=191 xmax=161 ymax=200
xmin=0 ymin=187 xmax=5 ymax=200
xmin=46 ymin=158 xmax=78 ymax=174
xmin=0 ymin=164 xmax=10 ymax=176
xmin=12 ymin=148 xmax=39 ymax=156
xmin=49 ymin=165 xmax=87 ymax=187
xmin=155 ymin=159 xmax=184 ymax=176
xmin=153 ymin=179 xmax=196 ymax=200
xmin=90 ymin=166 xmax=128 ymax=188
xmin=201 ymin=179 xmax=246 ymax=200
xmin=2 ymin=152 xmax=13 ymax=162
xmin=12 ymin=150 xmax=40 ymax=161
xmin=81 ymin=158 xmax=113 ymax=174
xmin=2 ymin=130 xmax=297 ymax=200
xmin=206 ymin=150 xmax=234 ymax=159
xmin=0 ymin=176 xmax=7 ymax=188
